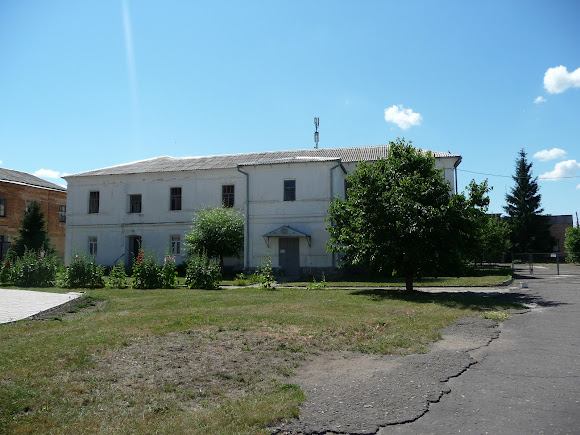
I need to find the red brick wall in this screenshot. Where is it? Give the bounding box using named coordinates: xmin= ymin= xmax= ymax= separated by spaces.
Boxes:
xmin=0 ymin=181 xmax=67 ymax=258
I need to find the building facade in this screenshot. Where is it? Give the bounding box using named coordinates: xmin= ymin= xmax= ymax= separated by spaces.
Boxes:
xmin=64 ymin=145 xmax=462 ymax=275
xmin=0 ymin=168 xmax=67 ymax=260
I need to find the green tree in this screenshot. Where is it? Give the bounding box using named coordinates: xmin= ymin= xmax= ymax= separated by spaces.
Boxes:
xmin=464 ymin=180 xmax=510 ymax=264
xmin=503 ymin=149 xmax=553 ymax=253
xmin=185 ymin=207 xmax=244 ymax=266
xmin=564 ymin=225 xmax=580 ymax=263
xmin=9 ymin=201 xmax=54 ymax=258
xmin=327 ymin=138 xmax=470 ymax=291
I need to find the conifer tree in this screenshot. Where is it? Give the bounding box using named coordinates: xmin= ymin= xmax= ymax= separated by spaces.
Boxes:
xmin=10 ymin=201 xmax=54 ymax=257
xmin=504 ymin=149 xmax=553 ymax=253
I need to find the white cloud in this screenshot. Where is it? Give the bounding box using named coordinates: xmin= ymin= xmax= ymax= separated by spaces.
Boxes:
xmin=534 ymin=96 xmax=546 ymax=104
xmin=34 ymin=169 xmax=62 ymax=179
xmin=384 ymin=105 xmax=422 ymax=130
xmin=0 ymin=160 xmax=3 ymax=165
xmin=539 ymin=160 xmax=580 ymax=180
xmin=533 ymin=148 xmax=567 ymax=162
xmin=577 ymin=184 xmax=580 ymax=190
xmin=544 ymin=65 xmax=580 ymax=94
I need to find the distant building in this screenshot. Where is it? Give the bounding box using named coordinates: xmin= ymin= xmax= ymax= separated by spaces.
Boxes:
xmin=548 ymin=215 xmax=573 ymax=256
xmin=63 ymin=145 xmax=462 ymax=275
xmin=0 ymin=168 xmax=67 ymax=261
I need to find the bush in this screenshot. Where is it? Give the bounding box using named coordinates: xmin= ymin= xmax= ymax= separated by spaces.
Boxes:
xmin=63 ymin=253 xmax=105 ymax=288
xmin=185 ymin=251 xmax=221 ymax=289
xmin=256 ymin=254 xmax=275 ymax=290
xmin=132 ymin=248 xmax=162 ymax=289
xmin=565 ymin=226 xmax=580 ymax=264
xmin=131 ymin=248 xmax=177 ymax=289
xmin=9 ymin=249 xmax=60 ymax=287
xmin=108 ymin=261 xmax=128 ymax=289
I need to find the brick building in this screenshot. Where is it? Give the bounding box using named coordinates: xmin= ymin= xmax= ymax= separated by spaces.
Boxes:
xmin=0 ymin=168 xmax=67 ymax=260
xmin=548 ymin=215 xmax=573 ymax=256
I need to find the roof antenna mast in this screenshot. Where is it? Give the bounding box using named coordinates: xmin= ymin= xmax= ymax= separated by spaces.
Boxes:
xmin=314 ymin=117 xmax=319 ymax=149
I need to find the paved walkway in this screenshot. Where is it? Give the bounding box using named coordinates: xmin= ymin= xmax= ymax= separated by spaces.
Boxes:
xmin=0 ymin=289 xmax=83 ymax=324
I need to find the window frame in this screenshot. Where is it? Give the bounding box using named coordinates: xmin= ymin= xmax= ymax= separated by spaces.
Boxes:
xmin=170 ymin=187 xmax=182 ymax=211
xmin=88 ymin=236 xmax=98 ymax=256
xmin=129 ymin=194 xmax=142 ymax=214
xmin=88 ymin=191 xmax=100 ymax=214
xmin=170 ymin=234 xmax=181 ymax=255
xmin=0 ymin=198 xmax=5 ymax=217
xmin=283 ymin=179 xmax=296 ymax=202
xmin=59 ymin=205 xmax=66 ymax=223
xmin=222 ymin=184 xmax=235 ymax=208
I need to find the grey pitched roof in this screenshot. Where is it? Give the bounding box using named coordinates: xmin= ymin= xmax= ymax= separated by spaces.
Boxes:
xmin=65 ymin=145 xmax=461 ymax=178
xmin=0 ymin=168 xmax=67 ymax=191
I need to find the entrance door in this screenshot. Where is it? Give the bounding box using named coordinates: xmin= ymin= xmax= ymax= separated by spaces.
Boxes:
xmin=127 ymin=236 xmax=142 ymax=266
xmin=279 ymin=237 xmax=300 ymax=276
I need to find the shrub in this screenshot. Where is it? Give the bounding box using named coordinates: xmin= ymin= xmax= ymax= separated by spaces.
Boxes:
xmin=63 ymin=253 xmax=105 ymax=288
xmin=161 ymin=254 xmax=177 ymax=288
xmin=132 ymin=248 xmax=162 ymax=289
xmin=185 ymin=251 xmax=221 ymax=289
xmin=108 ymin=261 xmax=128 ymax=289
xmin=9 ymin=249 xmax=60 ymax=287
xmin=256 ymin=254 xmax=275 ymax=290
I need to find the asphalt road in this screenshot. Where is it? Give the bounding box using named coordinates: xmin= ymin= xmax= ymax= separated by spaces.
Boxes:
xmin=381 ymin=272 xmax=580 ymax=435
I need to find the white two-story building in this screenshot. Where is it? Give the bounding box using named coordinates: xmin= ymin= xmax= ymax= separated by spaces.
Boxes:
xmin=63 ymin=145 xmax=462 ymax=275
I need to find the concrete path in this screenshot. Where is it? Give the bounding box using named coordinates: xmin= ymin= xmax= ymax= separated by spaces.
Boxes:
xmin=0 ymin=289 xmax=83 ymax=324
xmin=380 ymin=273 xmax=580 ymax=435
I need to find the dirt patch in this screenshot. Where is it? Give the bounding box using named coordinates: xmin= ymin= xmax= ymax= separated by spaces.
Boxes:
xmin=92 ymin=329 xmax=309 ymax=410
xmin=28 ymin=296 xmax=106 ymax=321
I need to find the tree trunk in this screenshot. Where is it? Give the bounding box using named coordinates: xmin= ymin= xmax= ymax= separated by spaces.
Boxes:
xmin=405 ymin=272 xmax=414 ymax=292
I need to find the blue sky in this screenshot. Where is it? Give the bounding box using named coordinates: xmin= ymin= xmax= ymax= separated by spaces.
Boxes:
xmin=1 ymin=0 xmax=579 ymax=216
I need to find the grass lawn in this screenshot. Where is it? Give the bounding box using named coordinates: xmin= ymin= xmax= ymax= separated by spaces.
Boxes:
xmin=0 ymin=284 xmax=520 ymax=434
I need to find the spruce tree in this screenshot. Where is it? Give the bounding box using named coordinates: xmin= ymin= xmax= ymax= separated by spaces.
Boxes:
xmin=10 ymin=201 xmax=54 ymax=257
xmin=504 ymin=149 xmax=553 ymax=253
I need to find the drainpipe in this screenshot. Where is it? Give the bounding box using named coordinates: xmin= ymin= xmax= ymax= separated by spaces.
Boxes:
xmin=453 ymin=156 xmax=462 ymax=194
xmin=329 ymin=160 xmax=347 ymax=268
xmin=237 ymin=166 xmax=250 ymax=270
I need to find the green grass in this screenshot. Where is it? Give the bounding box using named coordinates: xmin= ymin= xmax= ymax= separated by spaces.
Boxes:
xmin=0 ymin=286 xmax=520 ymax=434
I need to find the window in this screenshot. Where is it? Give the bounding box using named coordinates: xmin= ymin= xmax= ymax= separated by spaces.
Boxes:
xmin=0 ymin=198 xmax=5 ymax=217
xmin=89 ymin=236 xmax=98 ymax=256
xmin=129 ymin=194 xmax=142 ymax=213
xmin=170 ymin=187 xmax=182 ymax=211
xmin=222 ymin=185 xmax=235 ymax=208
xmin=171 ymin=235 xmax=181 ymax=255
xmin=59 ymin=205 xmax=66 ymax=223
xmin=344 ymin=180 xmax=351 ymax=200
xmin=284 ymin=179 xmax=296 ymax=201
xmin=89 ymin=191 xmax=99 ymax=213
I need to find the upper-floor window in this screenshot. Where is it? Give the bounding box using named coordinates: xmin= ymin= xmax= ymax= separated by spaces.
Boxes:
xmin=284 ymin=179 xmax=296 ymax=201
xmin=222 ymin=185 xmax=234 ymax=208
xmin=89 ymin=236 xmax=98 ymax=256
xmin=129 ymin=194 xmax=142 ymax=213
xmin=59 ymin=205 xmax=66 ymax=223
xmin=89 ymin=191 xmax=99 ymax=213
xmin=170 ymin=187 xmax=182 ymax=211
xmin=0 ymin=198 xmax=5 ymax=217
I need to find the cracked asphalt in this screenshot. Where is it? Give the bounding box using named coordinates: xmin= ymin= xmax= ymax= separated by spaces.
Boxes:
xmin=273 ymin=271 xmax=580 ymax=435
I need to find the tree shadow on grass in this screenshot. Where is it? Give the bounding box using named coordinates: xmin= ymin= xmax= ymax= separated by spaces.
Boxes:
xmin=350 ymin=288 xmax=567 ymax=310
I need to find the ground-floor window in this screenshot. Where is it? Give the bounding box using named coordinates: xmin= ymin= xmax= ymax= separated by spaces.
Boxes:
xmin=89 ymin=236 xmax=98 ymax=256
xmin=171 ymin=235 xmax=181 ymax=255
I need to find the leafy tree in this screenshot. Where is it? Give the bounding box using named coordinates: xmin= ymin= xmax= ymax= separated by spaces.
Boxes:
xmin=464 ymin=180 xmax=510 ymax=264
xmin=564 ymin=225 xmax=580 ymax=263
xmin=10 ymin=201 xmax=54 ymax=258
xmin=327 ymin=138 xmax=471 ymax=291
xmin=185 ymin=207 xmax=244 ymax=266
xmin=504 ymin=149 xmax=553 ymax=253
